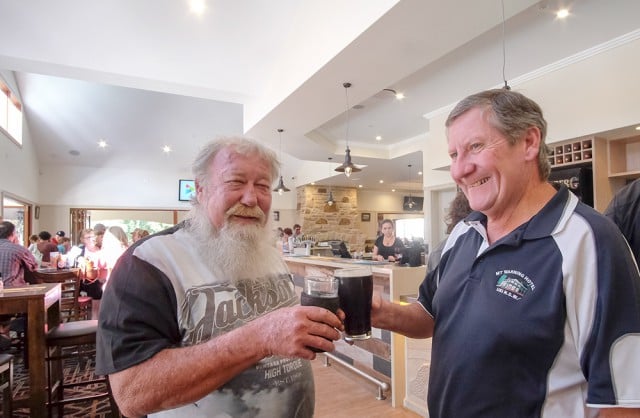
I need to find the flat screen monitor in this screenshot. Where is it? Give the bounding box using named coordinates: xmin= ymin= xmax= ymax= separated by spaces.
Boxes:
xmin=179 ymin=179 xmax=196 ymax=202
xmin=403 ymin=196 xmax=423 ymax=211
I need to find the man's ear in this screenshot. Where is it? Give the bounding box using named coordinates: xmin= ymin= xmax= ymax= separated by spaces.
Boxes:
xmin=522 ymin=126 xmax=542 ymax=162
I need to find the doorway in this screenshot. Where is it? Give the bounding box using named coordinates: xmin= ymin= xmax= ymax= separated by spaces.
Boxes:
xmin=1 ymin=192 xmax=33 ymax=246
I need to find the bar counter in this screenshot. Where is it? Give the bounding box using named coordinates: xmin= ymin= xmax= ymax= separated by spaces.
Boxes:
xmin=283 ymin=255 xmax=426 ymax=409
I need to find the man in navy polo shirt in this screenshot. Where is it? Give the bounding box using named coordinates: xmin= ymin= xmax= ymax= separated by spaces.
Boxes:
xmin=372 ymin=89 xmax=640 ymax=418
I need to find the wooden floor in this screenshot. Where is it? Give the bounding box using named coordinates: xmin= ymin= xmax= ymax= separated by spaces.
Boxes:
xmin=312 ymin=356 xmax=422 ymax=418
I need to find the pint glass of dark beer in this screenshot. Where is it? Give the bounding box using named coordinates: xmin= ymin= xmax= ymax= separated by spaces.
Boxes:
xmin=300 ymin=276 xmax=340 ymax=352
xmin=300 ymin=276 xmax=340 ymax=313
xmin=335 ymin=266 xmax=373 ymax=341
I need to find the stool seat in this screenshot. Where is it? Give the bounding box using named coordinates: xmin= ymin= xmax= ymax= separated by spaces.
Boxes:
xmin=45 ymin=319 xmax=119 ymax=417
xmin=46 ymin=319 xmax=98 ymax=339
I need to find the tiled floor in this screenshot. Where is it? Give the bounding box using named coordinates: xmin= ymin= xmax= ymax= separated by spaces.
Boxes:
xmin=312 ymin=356 xmax=422 ymax=418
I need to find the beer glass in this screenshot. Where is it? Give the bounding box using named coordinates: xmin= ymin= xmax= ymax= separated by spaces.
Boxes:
xmin=300 ymin=275 xmax=340 ymax=352
xmin=335 ymin=266 xmax=373 ymax=341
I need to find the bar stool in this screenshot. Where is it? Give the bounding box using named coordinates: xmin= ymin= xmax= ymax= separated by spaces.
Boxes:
xmin=46 ymin=320 xmax=119 ymax=417
xmin=0 ymin=353 xmax=14 ymax=417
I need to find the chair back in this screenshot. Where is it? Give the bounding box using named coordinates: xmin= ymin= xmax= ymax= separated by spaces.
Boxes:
xmin=34 ymin=270 xmax=82 ymax=322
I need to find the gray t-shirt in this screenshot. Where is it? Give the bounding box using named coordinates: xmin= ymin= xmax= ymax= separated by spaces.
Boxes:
xmin=97 ymin=225 xmax=314 ymax=417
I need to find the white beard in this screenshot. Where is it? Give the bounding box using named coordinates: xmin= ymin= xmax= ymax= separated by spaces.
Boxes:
xmin=185 ymin=203 xmax=285 ymax=284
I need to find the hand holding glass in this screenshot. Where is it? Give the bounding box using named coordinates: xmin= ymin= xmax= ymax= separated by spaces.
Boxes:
xmin=300 ymin=276 xmax=340 ymax=352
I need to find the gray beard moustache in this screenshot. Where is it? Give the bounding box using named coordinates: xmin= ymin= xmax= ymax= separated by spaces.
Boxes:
xmin=185 ymin=204 xmax=284 ymax=284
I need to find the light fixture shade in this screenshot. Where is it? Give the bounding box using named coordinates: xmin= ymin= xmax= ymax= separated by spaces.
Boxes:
xmin=407 ymin=194 xmax=416 ymax=209
xmin=327 ymin=190 xmax=335 ymax=206
xmin=334 ymin=147 xmax=361 ymax=178
xmin=273 ymin=175 xmax=290 ymax=194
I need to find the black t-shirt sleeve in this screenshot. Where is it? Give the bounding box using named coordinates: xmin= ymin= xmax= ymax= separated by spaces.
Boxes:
xmin=96 ymin=247 xmax=181 ymax=375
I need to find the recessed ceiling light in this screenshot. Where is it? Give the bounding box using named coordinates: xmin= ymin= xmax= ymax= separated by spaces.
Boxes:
xmin=418 ymin=171 xmax=423 ymax=175
xmin=379 ymin=180 xmax=384 ymax=184
xmin=391 ymin=189 xmax=396 ymax=192
xmin=189 ymin=0 xmax=206 ymax=15
xmin=358 ymin=184 xmax=363 ymax=188
xmin=162 ymin=145 xmax=172 ymax=153
xmin=395 ymin=92 xmax=405 ymax=100
xmin=98 ymin=139 xmax=107 ymax=148
xmin=635 ymin=126 xmax=640 ymax=131
xmin=556 ymin=8 xmax=569 ymax=19
xmin=375 ymin=136 xmax=382 ymax=141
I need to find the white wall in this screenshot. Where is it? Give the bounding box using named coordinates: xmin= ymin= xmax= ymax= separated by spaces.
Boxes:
xmin=420 ymin=36 xmax=640 ymax=251
xmin=0 ymin=70 xmax=40 ymax=214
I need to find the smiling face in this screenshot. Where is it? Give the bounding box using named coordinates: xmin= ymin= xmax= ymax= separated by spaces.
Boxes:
xmin=447 ymin=107 xmax=533 ymax=220
xmin=196 ymin=145 xmax=273 ymax=230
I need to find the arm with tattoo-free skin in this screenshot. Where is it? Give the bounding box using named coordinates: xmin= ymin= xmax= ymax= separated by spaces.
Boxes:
xmin=370 ymin=293 xmax=434 ymax=339
xmin=109 ymin=306 xmax=343 ymax=418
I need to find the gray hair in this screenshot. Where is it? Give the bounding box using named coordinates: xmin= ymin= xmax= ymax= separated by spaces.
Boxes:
xmin=445 ymin=89 xmax=550 ymax=180
xmin=192 ymin=136 xmax=280 ymax=190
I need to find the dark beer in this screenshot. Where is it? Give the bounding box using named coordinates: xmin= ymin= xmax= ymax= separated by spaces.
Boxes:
xmin=337 ymin=274 xmax=373 ymax=340
xmin=301 ymin=276 xmax=340 ymax=352
xmin=300 ymin=291 xmax=340 ymax=313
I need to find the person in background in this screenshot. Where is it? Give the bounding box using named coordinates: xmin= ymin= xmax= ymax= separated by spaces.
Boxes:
xmin=0 ymin=221 xmax=38 ymax=288
xmin=101 ymin=225 xmax=129 ymax=280
xmin=371 ymin=89 xmax=640 ymax=417
xmin=74 ymin=228 xmax=107 ymax=319
xmin=372 ymin=219 xmax=404 ymax=262
xmin=27 ymin=234 xmax=39 ymax=253
xmin=57 ymin=236 xmax=72 ymax=255
xmin=292 ymin=223 xmax=303 ymax=240
xmin=280 ymin=227 xmax=293 ymax=253
xmin=426 ymin=191 xmax=472 ymax=273
xmin=604 ymin=178 xmax=640 ymax=264
xmin=96 ymin=137 xmax=342 ymax=418
xmin=131 ymin=228 xmax=150 ymax=243
xmin=36 ymin=230 xmax=59 ymax=264
xmin=0 ymin=222 xmax=38 ymax=351
xmin=53 ymin=230 xmax=65 ymax=245
xmin=93 ymin=223 xmax=107 ymax=249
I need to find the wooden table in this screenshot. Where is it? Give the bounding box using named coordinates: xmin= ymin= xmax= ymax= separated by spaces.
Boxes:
xmin=0 ymin=283 xmax=61 ymax=416
xmin=31 ymin=268 xmax=79 ymax=284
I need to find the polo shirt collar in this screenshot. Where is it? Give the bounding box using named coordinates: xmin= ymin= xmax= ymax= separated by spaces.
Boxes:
xmin=461 ymin=186 xmax=575 ymax=247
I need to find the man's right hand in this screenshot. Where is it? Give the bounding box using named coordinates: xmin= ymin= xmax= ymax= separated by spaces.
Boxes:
xmin=253 ymin=306 xmax=344 ymax=359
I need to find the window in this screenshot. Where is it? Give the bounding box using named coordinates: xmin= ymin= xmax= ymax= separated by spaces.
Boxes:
xmin=395 ymin=218 xmax=424 ymax=241
xmin=0 ymin=78 xmax=23 ymax=146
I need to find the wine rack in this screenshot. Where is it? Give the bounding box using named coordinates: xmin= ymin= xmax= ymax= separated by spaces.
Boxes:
xmin=548 ymin=138 xmax=593 ymax=168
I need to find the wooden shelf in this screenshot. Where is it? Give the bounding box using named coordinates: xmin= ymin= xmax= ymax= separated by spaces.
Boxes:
xmin=608 ymin=170 xmax=640 ymax=179
xmin=608 ymin=136 xmax=640 ymax=178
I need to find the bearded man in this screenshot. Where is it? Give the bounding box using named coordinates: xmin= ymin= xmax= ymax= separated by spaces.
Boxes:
xmin=96 ymin=137 xmax=343 ymax=418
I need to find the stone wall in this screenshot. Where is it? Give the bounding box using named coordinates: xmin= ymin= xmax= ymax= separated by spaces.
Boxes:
xmin=296 ymin=185 xmax=366 ymax=252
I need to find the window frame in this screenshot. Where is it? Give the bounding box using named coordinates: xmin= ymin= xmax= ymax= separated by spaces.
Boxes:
xmin=0 ymin=77 xmax=23 ymax=147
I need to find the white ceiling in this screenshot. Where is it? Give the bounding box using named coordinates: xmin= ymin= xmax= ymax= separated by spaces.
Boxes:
xmin=1 ymin=0 xmax=639 ymax=193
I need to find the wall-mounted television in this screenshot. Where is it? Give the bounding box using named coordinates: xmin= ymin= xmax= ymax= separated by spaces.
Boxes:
xmin=179 ymin=179 xmax=196 ymax=202
xmin=403 ymin=196 xmax=423 ymax=211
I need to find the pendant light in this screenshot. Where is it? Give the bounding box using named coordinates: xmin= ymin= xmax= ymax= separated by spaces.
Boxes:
xmin=406 ymin=164 xmax=417 ymax=209
xmin=500 ymin=0 xmax=511 ymax=90
xmin=334 ymin=82 xmax=362 ymax=177
xmin=273 ymin=128 xmax=291 ymax=195
xmin=327 ymin=189 xmax=335 ymax=206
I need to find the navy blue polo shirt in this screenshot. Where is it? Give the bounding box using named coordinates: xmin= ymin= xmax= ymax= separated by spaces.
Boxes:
xmin=418 ymin=187 xmax=640 ymax=418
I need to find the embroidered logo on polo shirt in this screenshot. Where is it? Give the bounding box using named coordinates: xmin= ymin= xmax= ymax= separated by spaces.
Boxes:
xmin=495 ymin=269 xmax=535 ymax=300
